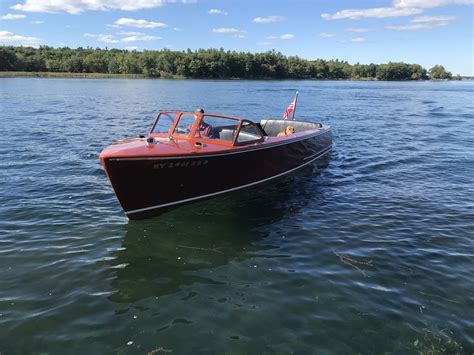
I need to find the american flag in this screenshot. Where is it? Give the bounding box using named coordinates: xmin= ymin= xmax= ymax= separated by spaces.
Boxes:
xmin=283 ymin=91 xmax=298 ymax=120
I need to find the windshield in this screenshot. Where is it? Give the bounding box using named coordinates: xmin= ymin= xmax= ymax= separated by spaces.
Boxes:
xmin=236 ymin=121 xmax=263 ymax=144
xmin=172 ymin=113 xmax=197 ymax=136
xmin=150 ymin=112 xmax=176 ymax=135
xmin=150 ymin=111 xmax=259 ymax=146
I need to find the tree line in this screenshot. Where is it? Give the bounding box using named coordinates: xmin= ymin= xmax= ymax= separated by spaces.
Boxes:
xmin=0 ymin=46 xmax=455 ymax=80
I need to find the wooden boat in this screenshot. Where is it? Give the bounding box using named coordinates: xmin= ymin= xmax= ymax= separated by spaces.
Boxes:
xmin=100 ymin=110 xmax=332 ymax=219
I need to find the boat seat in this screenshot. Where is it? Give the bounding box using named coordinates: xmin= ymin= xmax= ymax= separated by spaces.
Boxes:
xmin=260 ymin=119 xmax=322 ymax=137
xmin=210 ymin=127 xmax=236 ymax=142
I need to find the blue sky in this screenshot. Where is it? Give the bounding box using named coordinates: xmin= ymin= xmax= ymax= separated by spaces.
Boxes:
xmin=1 ymin=0 xmax=473 ymax=75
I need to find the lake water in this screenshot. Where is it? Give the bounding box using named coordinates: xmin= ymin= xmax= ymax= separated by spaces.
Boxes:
xmin=0 ymin=78 xmax=473 ymax=354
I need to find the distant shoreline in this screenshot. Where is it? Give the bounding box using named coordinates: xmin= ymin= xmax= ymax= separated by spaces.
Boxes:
xmin=0 ymin=71 xmax=148 ymax=79
xmin=0 ymin=71 xmax=469 ymax=81
xmin=1 ymin=46 xmax=463 ymax=80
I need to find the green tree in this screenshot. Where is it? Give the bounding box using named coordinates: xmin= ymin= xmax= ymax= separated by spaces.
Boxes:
xmin=142 ymin=52 xmax=159 ymax=76
xmin=0 ymin=47 xmax=16 ymax=71
xmin=410 ymin=64 xmax=427 ymax=80
xmin=429 ymin=65 xmax=452 ymax=80
xmin=326 ymin=60 xmax=350 ymax=79
xmin=288 ymin=56 xmax=310 ymax=79
xmin=309 ymin=59 xmax=329 ymax=79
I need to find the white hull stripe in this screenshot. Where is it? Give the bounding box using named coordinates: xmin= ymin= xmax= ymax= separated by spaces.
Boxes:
xmin=126 ymin=145 xmax=332 ymax=216
xmin=112 ymin=128 xmax=331 ymax=161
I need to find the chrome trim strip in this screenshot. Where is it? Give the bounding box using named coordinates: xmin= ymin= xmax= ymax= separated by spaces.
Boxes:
xmin=303 ymin=148 xmax=330 ymax=161
xmin=111 ymin=128 xmax=331 ymax=161
xmin=125 ymin=145 xmax=332 ymax=216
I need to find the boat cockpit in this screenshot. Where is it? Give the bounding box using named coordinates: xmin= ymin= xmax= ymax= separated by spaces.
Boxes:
xmin=149 ymin=111 xmax=323 ymax=147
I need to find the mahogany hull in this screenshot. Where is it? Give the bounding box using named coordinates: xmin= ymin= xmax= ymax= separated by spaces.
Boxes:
xmin=102 ymin=129 xmax=332 ymax=219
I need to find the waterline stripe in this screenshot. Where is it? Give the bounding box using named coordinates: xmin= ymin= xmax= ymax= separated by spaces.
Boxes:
xmin=126 ymin=145 xmax=332 ymax=216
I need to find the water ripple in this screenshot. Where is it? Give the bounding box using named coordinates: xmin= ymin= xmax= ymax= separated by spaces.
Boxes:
xmin=0 ymin=79 xmax=473 ymax=353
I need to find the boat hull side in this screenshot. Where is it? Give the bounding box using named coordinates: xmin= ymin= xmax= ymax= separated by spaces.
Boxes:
xmin=103 ymin=130 xmax=332 ymax=219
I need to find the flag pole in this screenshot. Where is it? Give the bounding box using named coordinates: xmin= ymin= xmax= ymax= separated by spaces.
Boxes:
xmin=292 ymin=91 xmax=299 ymax=120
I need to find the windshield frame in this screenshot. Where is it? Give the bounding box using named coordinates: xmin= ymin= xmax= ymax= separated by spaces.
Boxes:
xmin=149 ymin=111 xmax=264 ymax=147
xmin=149 ymin=111 xmax=179 ymax=136
xmin=170 ymin=112 xmax=243 ymax=146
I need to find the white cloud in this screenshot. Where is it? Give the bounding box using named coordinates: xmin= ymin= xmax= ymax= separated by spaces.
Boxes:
xmin=267 ymin=34 xmax=295 ymax=40
xmin=121 ymin=35 xmax=161 ymax=42
xmin=207 ymin=8 xmax=227 ymax=15
xmin=393 ymin=0 xmax=474 ymax=8
xmin=31 ymin=20 xmax=44 ymax=24
xmin=1 ymin=13 xmax=26 ymax=20
xmin=212 ymin=28 xmax=246 ymax=34
xmin=212 ymin=28 xmax=247 ymax=37
xmin=345 ymin=27 xmax=374 ymax=33
xmin=258 ymin=41 xmax=272 ymax=46
xmin=181 ymin=0 xmax=197 ymax=3
xmin=212 ymin=28 xmax=237 ymax=33
xmin=413 ymin=15 xmax=457 ymax=22
xmin=84 ymin=32 xmax=161 ymax=43
xmin=124 ymin=46 xmax=138 ymax=50
xmin=114 ymin=18 xmax=167 ymax=29
xmin=0 ymin=30 xmax=40 ymax=45
xmin=319 ymin=32 xmax=337 ymax=37
xmin=321 ymin=0 xmax=473 ymax=20
xmin=351 ymin=37 xmax=366 ymax=42
xmin=84 ymin=33 xmax=118 ymax=43
xmin=118 ymin=31 xmax=145 ymax=36
xmin=11 ymin=0 xmax=168 ymax=14
xmin=385 ymin=15 xmax=456 ymax=30
xmin=322 ymin=7 xmax=423 ymax=20
xmin=253 ymin=15 xmax=286 ymax=23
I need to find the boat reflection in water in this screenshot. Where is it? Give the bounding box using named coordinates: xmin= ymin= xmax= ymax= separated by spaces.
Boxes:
xmin=100 ymin=110 xmax=332 ymax=220
xmin=107 ymin=163 xmax=329 ymax=303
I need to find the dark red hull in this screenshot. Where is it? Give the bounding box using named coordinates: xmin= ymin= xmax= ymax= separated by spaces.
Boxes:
xmin=102 ymin=129 xmax=332 ymax=219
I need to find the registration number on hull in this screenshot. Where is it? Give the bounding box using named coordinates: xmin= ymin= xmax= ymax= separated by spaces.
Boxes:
xmin=153 ymin=160 xmax=209 ymax=169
